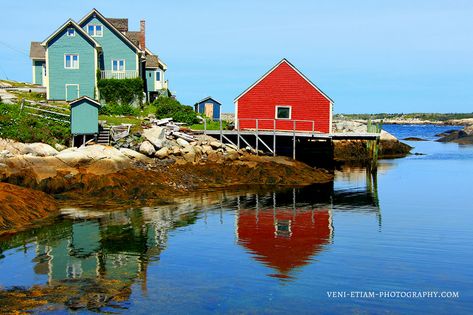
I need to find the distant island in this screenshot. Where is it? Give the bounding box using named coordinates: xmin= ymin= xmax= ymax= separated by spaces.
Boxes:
xmin=334 ymin=113 xmax=473 ymax=126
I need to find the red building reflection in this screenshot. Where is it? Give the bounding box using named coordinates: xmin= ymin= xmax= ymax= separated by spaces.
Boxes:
xmin=237 ymin=207 xmax=333 ymax=279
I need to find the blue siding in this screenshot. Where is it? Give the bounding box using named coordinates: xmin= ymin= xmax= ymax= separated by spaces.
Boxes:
xmin=70 ymin=99 xmax=99 ymax=134
xmin=195 ymin=98 xmax=221 ymax=120
xmin=145 ymin=69 xmax=155 ymax=93
xmin=47 ymin=25 xmax=96 ymax=100
xmin=79 ymin=16 xmax=138 ymax=72
xmin=33 ymin=60 xmax=44 ymax=85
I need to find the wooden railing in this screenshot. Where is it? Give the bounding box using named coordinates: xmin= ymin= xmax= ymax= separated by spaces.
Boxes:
xmin=100 ymin=70 xmax=139 ymax=79
xmin=20 ymin=100 xmax=70 ymax=124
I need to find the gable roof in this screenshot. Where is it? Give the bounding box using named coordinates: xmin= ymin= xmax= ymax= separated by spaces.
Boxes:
xmin=69 ymin=96 xmax=101 ymax=108
xmin=78 ymin=8 xmax=142 ymax=53
xmin=40 ymin=19 xmax=101 ymax=48
xmin=145 ymin=48 xmax=167 ymax=70
xmin=234 ymin=58 xmax=334 ymax=103
xmin=30 ymin=42 xmax=45 ymax=59
xmin=123 ymin=31 xmax=141 ymax=47
xmin=107 ymin=18 xmax=128 ymax=32
xmin=195 ymin=96 xmax=222 ymax=106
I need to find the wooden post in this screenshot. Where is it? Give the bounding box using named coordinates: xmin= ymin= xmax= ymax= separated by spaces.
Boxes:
xmin=292 ymin=121 xmax=296 ymax=159
xmin=273 ymin=120 xmax=276 ymax=156
xmin=255 ymin=119 xmax=259 ymax=155
xmin=219 ymin=119 xmax=222 ymax=143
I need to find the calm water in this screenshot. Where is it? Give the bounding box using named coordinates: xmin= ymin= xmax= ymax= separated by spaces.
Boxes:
xmin=1 ymin=125 xmax=472 ymax=314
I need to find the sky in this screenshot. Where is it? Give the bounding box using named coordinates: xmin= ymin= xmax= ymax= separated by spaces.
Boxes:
xmin=0 ymin=0 xmax=472 ymax=114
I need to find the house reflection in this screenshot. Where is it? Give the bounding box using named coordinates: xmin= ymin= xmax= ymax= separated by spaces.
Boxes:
xmin=235 ymin=168 xmax=381 ymax=279
xmin=31 ymin=207 xmax=198 ymax=295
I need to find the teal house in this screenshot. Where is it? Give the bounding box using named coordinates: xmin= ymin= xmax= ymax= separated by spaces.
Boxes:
xmin=29 ymin=8 xmax=168 ymax=102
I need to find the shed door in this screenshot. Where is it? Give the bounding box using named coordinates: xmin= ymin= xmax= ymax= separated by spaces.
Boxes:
xmin=66 ymin=84 xmax=79 ymax=101
xmin=205 ymin=103 xmax=214 ymax=119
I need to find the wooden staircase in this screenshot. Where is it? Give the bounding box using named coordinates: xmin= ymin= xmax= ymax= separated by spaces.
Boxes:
xmin=96 ymin=127 xmax=110 ymax=145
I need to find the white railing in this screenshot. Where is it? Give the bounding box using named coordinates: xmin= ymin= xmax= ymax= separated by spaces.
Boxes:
xmin=235 ymin=118 xmax=316 ymax=135
xmin=100 ymin=70 xmax=139 ymax=79
xmin=156 ymin=80 xmax=169 ymax=90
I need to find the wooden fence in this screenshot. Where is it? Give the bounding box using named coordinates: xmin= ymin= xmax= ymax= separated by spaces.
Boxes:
xmin=20 ymin=100 xmax=70 ymax=124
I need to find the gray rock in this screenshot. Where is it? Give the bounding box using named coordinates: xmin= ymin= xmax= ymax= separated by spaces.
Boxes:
xmin=139 ymin=141 xmax=156 ymax=156
xmin=155 ymin=147 xmax=169 ymax=159
xmin=143 ymin=127 xmax=166 ymax=149
xmin=176 ymin=138 xmax=190 ymax=147
xmin=23 ymin=143 xmax=59 ymax=157
xmin=54 ymin=143 xmax=67 ymax=151
xmin=119 ymin=148 xmax=152 ymax=162
xmin=201 ymin=145 xmax=213 ymax=154
xmin=210 ymin=141 xmax=222 ymax=149
xmin=0 ymin=150 xmax=13 ymax=158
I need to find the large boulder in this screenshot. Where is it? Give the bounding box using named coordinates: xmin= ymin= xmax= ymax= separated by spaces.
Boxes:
xmin=139 ymin=141 xmax=156 ymax=156
xmin=143 ymin=127 xmax=166 ymax=149
xmin=119 ymin=148 xmax=153 ymax=163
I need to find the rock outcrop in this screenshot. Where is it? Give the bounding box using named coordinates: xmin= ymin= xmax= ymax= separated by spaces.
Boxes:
xmin=0 ymin=183 xmax=58 ymax=235
xmin=436 ymin=126 xmax=473 ymax=144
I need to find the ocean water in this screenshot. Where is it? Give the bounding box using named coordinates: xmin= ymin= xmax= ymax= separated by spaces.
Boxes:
xmin=0 ymin=124 xmax=472 ymax=314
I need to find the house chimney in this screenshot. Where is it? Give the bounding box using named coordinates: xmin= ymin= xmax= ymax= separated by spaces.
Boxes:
xmin=140 ymin=20 xmax=146 ymax=51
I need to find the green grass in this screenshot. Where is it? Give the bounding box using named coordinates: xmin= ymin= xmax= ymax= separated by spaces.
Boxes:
xmin=0 ymin=80 xmax=36 ymax=88
xmin=190 ymin=120 xmax=228 ymax=130
xmin=10 ymin=90 xmax=46 ymax=102
xmin=98 ymin=115 xmax=141 ymax=126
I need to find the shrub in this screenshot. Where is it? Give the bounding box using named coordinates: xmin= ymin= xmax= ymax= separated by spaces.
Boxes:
xmin=97 ymin=78 xmax=144 ymax=106
xmin=0 ymin=102 xmax=70 ymax=145
xmin=99 ymin=103 xmax=138 ymax=116
xmin=153 ymin=97 xmax=199 ymax=125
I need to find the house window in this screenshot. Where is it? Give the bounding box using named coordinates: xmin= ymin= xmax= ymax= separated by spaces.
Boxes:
xmin=87 ymin=24 xmax=103 ymax=37
xmin=275 ymin=106 xmax=291 ymax=119
xmin=112 ymin=59 xmax=125 ymax=72
xmin=156 ymin=70 xmax=161 ymax=81
xmin=64 ymin=54 xmax=79 ymax=69
xmin=67 ymin=28 xmax=75 ymax=37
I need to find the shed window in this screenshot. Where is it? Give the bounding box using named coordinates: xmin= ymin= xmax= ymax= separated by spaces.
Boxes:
xmin=276 ymin=106 xmax=291 ymax=119
xmin=64 ymin=54 xmax=79 ymax=69
xmin=87 ymin=24 xmax=103 ymax=37
xmin=112 ymin=59 xmax=125 ymax=72
xmin=156 ymin=71 xmax=161 ymax=81
xmin=67 ymin=28 xmax=75 ymax=37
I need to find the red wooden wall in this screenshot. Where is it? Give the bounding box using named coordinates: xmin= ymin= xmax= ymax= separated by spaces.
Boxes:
xmin=236 ymin=61 xmax=331 ymax=133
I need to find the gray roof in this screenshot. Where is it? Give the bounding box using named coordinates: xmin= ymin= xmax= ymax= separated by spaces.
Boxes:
xmin=107 ymin=18 xmax=128 ymax=32
xmin=195 ymin=96 xmax=222 ymax=106
xmin=146 ymin=54 xmax=159 ymax=68
xmin=29 ymin=42 xmax=45 ymax=59
xmin=123 ymin=31 xmax=141 ymax=47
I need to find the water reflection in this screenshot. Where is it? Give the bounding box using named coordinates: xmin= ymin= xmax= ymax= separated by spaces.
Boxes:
xmin=0 ymin=167 xmax=381 ymax=311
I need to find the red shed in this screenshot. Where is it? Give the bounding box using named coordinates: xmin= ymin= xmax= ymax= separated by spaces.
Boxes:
xmin=234 ymin=59 xmax=333 ymax=133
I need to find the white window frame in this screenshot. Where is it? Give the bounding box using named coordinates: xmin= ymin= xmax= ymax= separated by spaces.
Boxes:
xmin=64 ymin=54 xmax=79 ymax=69
xmin=87 ymin=24 xmax=103 ymax=37
xmin=111 ymin=59 xmax=126 ymax=72
xmin=67 ymin=28 xmax=76 ymax=37
xmin=275 ymin=105 xmax=292 ymax=120
xmin=65 ymin=84 xmax=80 ymax=101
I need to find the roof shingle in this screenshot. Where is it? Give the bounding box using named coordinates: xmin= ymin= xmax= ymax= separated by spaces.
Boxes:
xmin=29 ymin=42 xmax=45 ymax=59
xmin=107 ymin=18 xmax=128 ymax=32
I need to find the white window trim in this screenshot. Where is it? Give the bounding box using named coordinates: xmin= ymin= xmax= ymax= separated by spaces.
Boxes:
xmin=275 ymin=105 xmax=292 ymax=120
xmin=65 ymin=84 xmax=80 ymax=101
xmin=111 ymin=59 xmax=126 ymax=72
xmin=64 ymin=54 xmax=79 ymax=69
xmin=87 ymin=24 xmax=103 ymax=37
xmin=67 ymin=28 xmax=76 ymax=37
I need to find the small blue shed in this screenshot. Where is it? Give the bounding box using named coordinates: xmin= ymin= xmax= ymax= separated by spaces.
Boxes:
xmin=194 ymin=96 xmax=222 ymax=121
xmin=70 ymin=96 xmax=101 ymax=135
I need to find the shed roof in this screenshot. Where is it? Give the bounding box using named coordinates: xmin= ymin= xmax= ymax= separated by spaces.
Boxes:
xmin=29 ymin=42 xmax=45 ymax=59
xmin=107 ymin=18 xmax=128 ymax=32
xmin=195 ymin=96 xmax=222 ymax=106
xmin=69 ymin=96 xmax=101 ymax=108
xmin=234 ymin=58 xmax=333 ymax=103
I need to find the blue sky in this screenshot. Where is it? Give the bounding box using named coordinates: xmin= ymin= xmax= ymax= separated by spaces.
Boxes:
xmin=1 ymin=0 xmax=472 ymax=113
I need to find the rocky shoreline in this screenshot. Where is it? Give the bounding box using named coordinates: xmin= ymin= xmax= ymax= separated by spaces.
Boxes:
xmin=0 ymin=138 xmax=333 ymax=234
